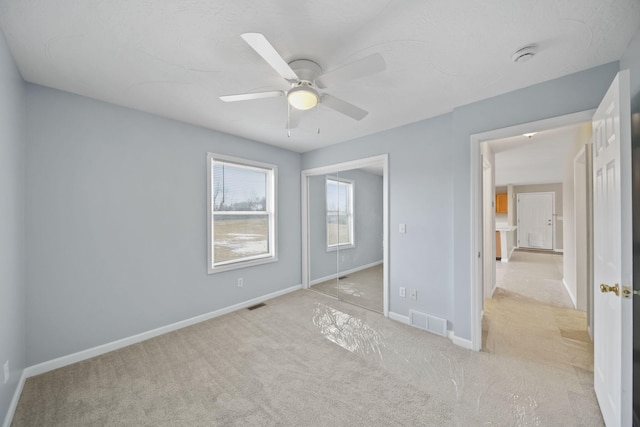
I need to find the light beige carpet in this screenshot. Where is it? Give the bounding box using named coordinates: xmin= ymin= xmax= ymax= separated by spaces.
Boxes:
xmin=496 ymin=249 xmax=572 ymax=308
xmin=12 ymin=287 xmax=602 ymax=426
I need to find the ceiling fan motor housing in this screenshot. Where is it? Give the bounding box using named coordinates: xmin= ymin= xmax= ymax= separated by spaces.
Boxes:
xmin=288 ymin=59 xmax=322 ymax=83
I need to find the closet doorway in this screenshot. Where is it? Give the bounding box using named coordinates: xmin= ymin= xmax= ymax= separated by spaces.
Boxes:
xmin=301 ymin=154 xmax=389 ymax=316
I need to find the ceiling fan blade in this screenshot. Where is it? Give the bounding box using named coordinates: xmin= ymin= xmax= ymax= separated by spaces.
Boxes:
xmin=316 ymin=53 xmax=386 ymax=89
xmin=287 ymin=106 xmax=304 ymax=128
xmin=321 ymin=94 xmax=368 ymax=120
xmin=219 ymin=90 xmax=284 ymax=102
xmin=241 ymin=33 xmax=299 ymax=82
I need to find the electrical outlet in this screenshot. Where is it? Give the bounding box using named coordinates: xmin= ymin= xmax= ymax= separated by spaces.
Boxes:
xmin=3 ymin=360 xmax=9 ymax=384
xmin=409 ymin=289 xmax=417 ymax=300
xmin=399 ymin=287 xmax=406 ymax=297
xmin=237 ymin=278 xmax=243 ymax=287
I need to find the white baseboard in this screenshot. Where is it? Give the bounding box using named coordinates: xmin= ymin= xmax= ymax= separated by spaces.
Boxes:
xmin=6 ymin=285 xmax=304 ymax=427
xmin=501 ymin=246 xmax=516 ymax=262
xmin=23 ymin=284 xmax=302 ymax=379
xmin=562 ymin=278 xmax=577 ymax=309
xmin=448 ymin=331 xmax=473 ymax=350
xmin=2 ymin=370 xmax=27 ymax=427
xmin=388 ymin=311 xmax=410 ymax=325
xmin=391 ymin=314 xmax=473 ymax=350
xmin=310 ymin=260 xmax=383 ymax=286
xmin=554 ymin=249 xmax=564 ymax=253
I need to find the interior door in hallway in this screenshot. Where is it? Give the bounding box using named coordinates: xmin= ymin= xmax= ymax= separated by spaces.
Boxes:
xmin=516 ymin=192 xmax=553 ymax=249
xmin=592 ymin=71 xmax=632 ymax=427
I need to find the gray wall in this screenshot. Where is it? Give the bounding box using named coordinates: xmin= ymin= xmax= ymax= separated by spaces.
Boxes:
xmin=303 ymin=113 xmax=456 ymax=326
xmin=309 ymin=170 xmax=383 ymax=282
xmin=622 ymin=24 xmax=640 ymax=110
xmin=0 ymin=30 xmax=27 ymax=419
xmin=513 ymin=183 xmax=563 ymax=249
xmin=25 ymin=84 xmax=302 ymax=365
xmin=303 ymin=62 xmax=620 ymax=340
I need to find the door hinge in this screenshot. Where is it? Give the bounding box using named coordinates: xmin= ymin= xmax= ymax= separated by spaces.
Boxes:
xmin=622 ymin=286 xmax=638 ymax=299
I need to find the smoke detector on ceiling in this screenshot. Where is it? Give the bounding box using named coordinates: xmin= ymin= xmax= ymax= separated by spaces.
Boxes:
xmin=512 ymin=45 xmax=537 ymax=63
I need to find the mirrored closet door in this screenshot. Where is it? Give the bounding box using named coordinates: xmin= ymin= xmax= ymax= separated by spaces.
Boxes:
xmin=305 ymin=156 xmax=387 ymax=314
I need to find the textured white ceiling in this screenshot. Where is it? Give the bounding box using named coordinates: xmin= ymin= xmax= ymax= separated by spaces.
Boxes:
xmin=489 ymin=123 xmax=589 ymax=186
xmin=0 ymin=0 xmax=638 ymax=152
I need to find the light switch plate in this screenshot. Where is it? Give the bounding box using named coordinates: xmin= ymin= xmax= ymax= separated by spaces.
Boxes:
xmin=399 ymin=223 xmax=406 ymax=234
xmin=3 ymin=360 xmax=8 ymax=384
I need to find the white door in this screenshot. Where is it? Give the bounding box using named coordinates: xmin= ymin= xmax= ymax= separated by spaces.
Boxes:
xmin=592 ymin=71 xmax=632 ymax=427
xmin=517 ymin=193 xmax=553 ymax=249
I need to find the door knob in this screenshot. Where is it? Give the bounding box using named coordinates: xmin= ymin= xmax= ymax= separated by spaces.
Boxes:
xmin=600 ymin=283 xmax=619 ymax=296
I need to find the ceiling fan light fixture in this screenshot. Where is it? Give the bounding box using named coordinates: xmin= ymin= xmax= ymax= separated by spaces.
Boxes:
xmin=287 ymin=83 xmax=319 ymax=110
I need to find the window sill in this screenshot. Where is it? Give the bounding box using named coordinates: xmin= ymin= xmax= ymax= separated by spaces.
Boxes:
xmin=208 ymin=256 xmax=277 ymax=274
xmin=326 ymin=244 xmax=355 ymax=252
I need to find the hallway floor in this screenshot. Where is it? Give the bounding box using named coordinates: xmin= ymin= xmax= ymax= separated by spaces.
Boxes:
xmin=484 ymin=249 xmax=600 ymax=425
xmin=496 ymin=249 xmax=573 ymax=307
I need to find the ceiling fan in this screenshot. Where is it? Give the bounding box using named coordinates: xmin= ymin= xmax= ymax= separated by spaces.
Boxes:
xmin=220 ymin=33 xmax=386 ymax=129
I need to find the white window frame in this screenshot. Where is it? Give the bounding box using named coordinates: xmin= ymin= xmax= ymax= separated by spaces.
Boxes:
xmin=207 ymin=153 xmax=277 ymax=274
xmin=325 ymin=176 xmax=355 ymax=251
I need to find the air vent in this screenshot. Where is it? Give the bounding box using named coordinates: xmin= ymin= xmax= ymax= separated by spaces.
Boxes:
xmin=247 ymin=303 xmax=266 ymax=311
xmin=409 ymin=310 xmax=447 ymax=337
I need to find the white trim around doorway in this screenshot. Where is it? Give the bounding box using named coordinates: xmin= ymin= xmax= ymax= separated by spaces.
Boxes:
xmin=469 ymin=110 xmax=595 ymax=352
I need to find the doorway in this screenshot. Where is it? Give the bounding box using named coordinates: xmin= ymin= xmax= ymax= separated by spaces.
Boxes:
xmin=470 ymin=110 xmax=595 ymax=351
xmin=301 ymin=154 xmax=389 ymax=316
xmin=471 ymin=72 xmax=634 ymax=426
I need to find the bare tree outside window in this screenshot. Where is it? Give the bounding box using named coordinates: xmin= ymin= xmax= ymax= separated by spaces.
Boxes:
xmin=326 ymin=177 xmax=354 ymax=248
xmin=208 ymin=154 xmax=277 ymax=273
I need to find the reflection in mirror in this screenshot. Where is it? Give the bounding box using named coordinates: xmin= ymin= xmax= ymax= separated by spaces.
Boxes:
xmin=308 ymin=165 xmax=384 ymax=313
xmin=308 ymin=174 xmax=338 ymax=298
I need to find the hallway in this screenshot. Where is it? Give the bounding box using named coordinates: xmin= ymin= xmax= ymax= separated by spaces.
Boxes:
xmin=495 ymin=249 xmax=573 ymax=308
xmin=483 ymin=250 xmax=601 ymax=425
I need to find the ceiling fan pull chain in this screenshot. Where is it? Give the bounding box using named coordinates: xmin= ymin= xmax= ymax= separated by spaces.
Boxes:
xmin=287 ymin=103 xmax=291 ymax=137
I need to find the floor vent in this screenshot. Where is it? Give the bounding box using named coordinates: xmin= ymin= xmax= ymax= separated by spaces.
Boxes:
xmin=409 ymin=310 xmax=447 ymax=337
xmin=247 ymin=303 xmax=266 ymax=311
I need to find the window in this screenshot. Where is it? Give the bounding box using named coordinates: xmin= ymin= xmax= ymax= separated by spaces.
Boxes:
xmin=326 ymin=176 xmax=354 ymax=250
xmin=207 ymin=153 xmax=276 ymax=273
